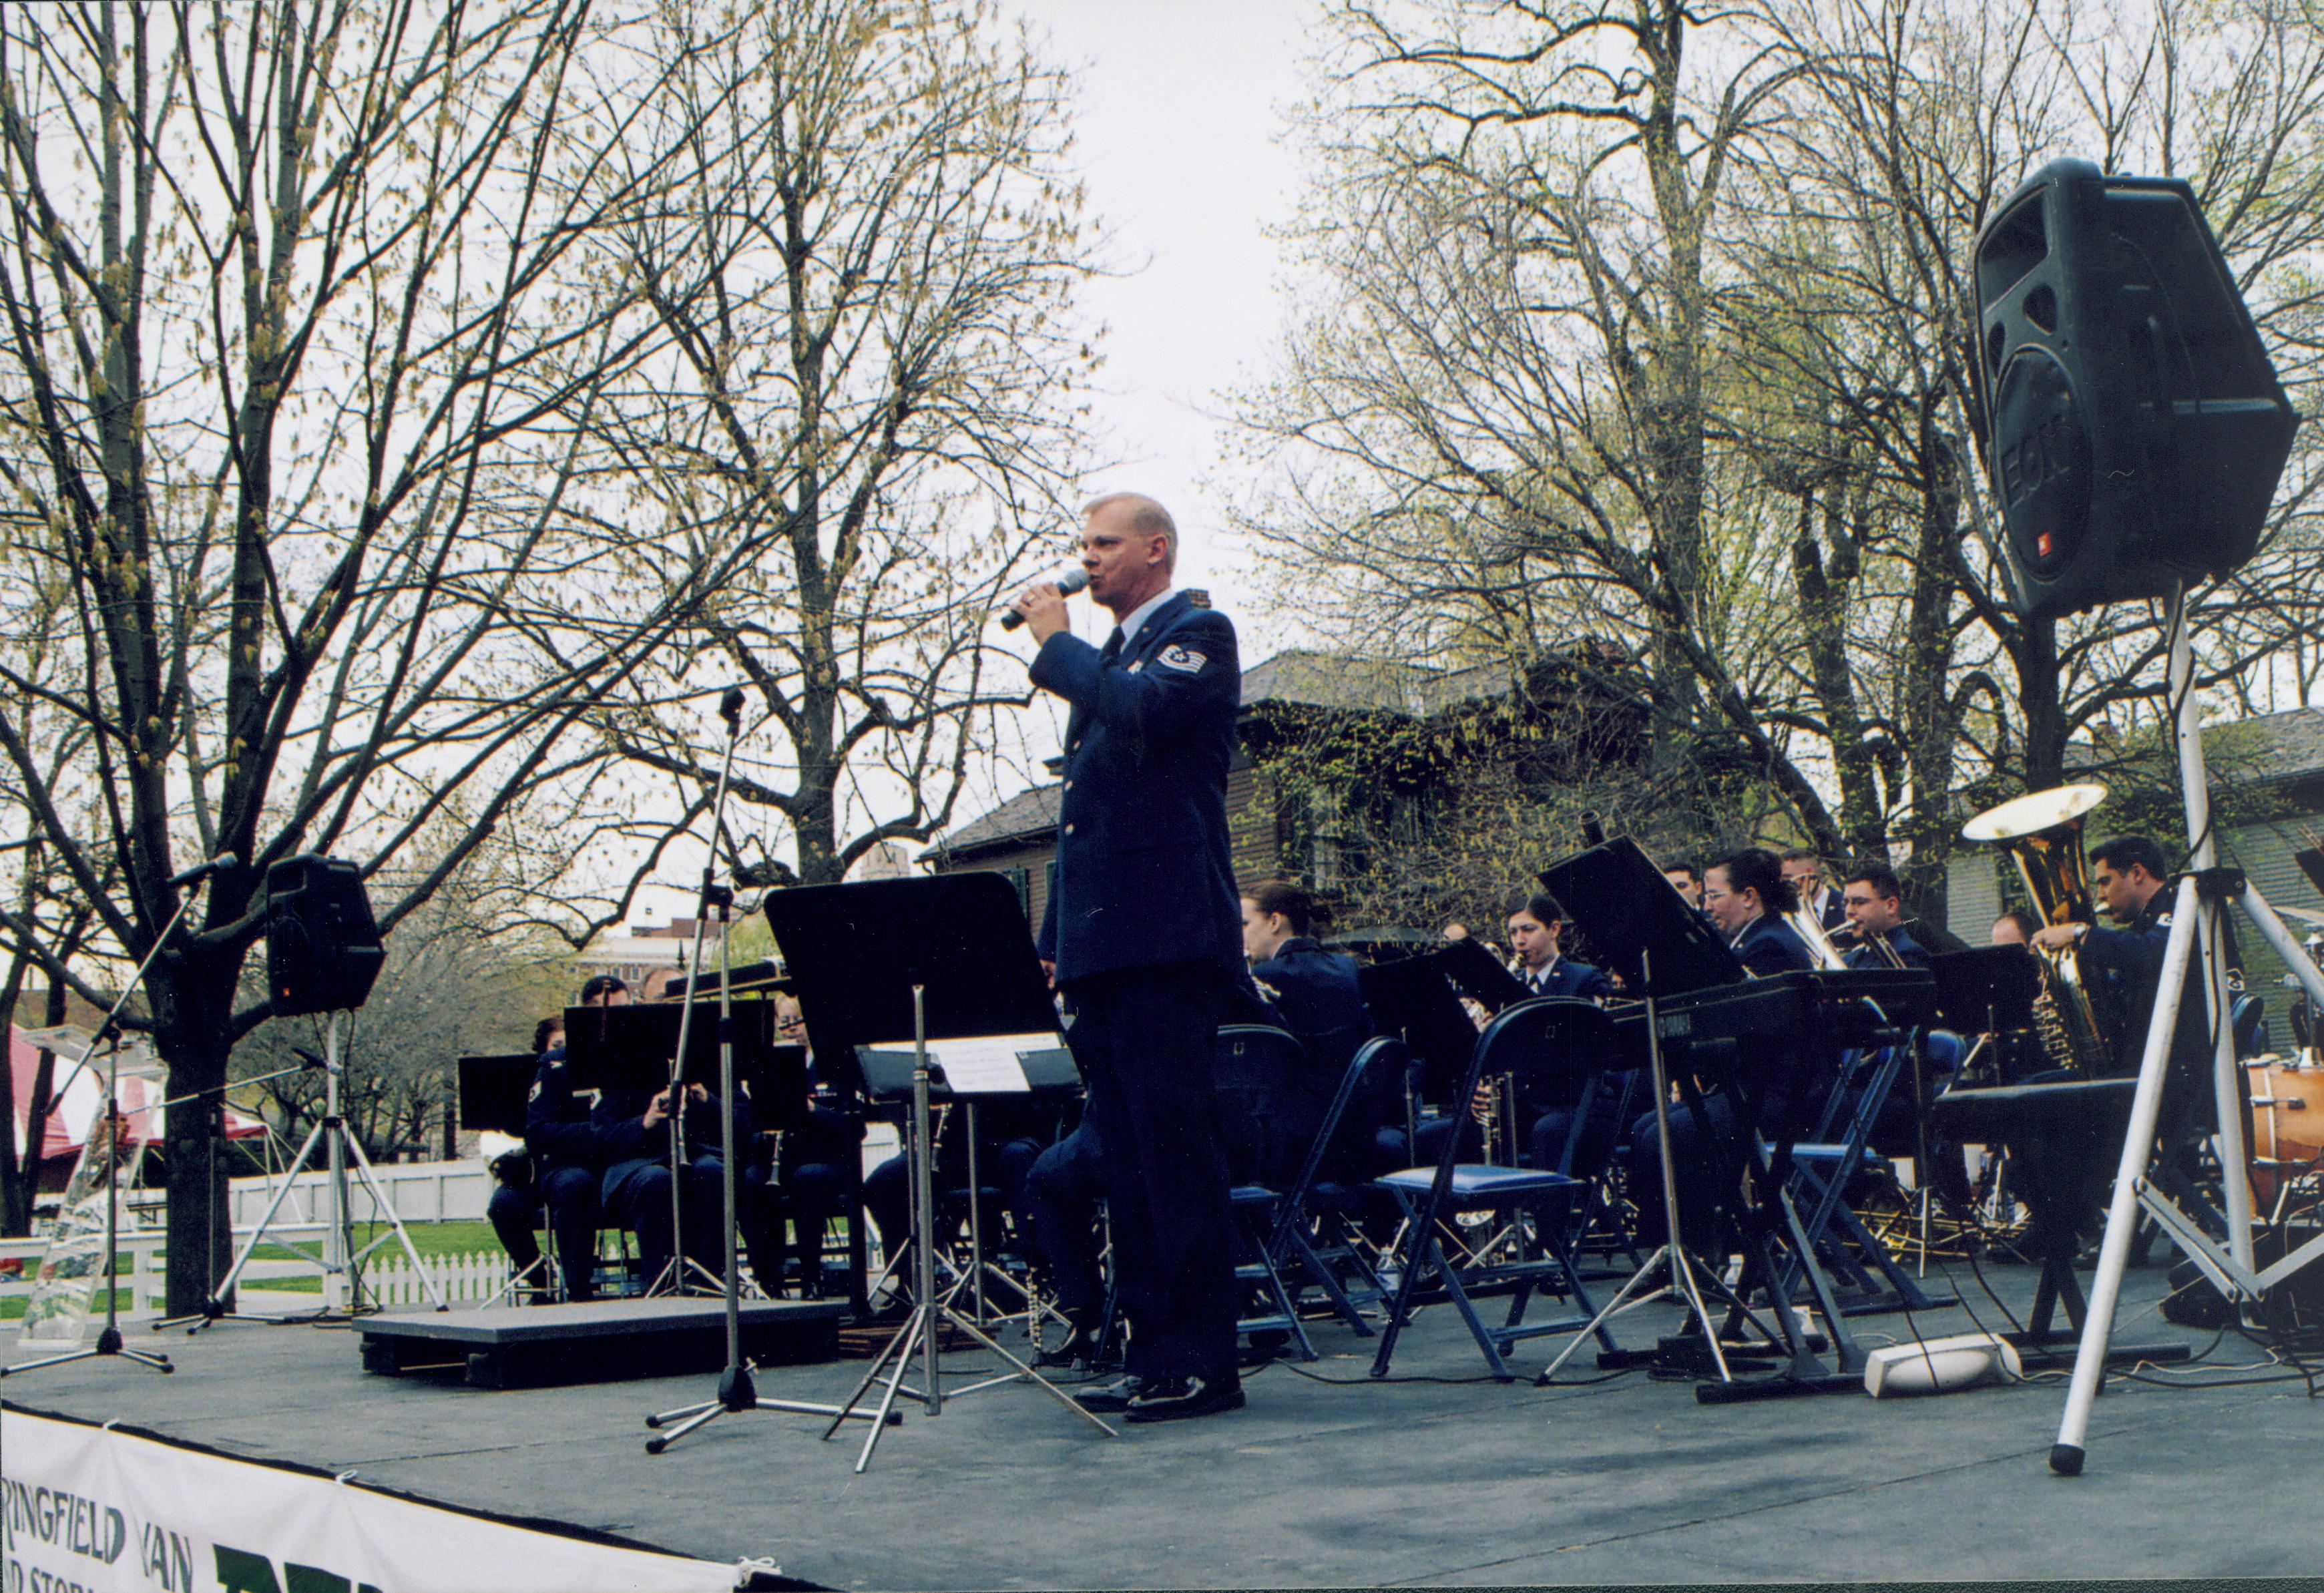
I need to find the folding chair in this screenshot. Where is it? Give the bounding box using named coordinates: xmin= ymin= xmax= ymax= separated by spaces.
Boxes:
xmin=1369 ymin=997 xmax=1620 ymax=1381
xmin=1212 ymin=1024 xmax=1323 ymax=1361
xmin=1267 ymin=1036 xmax=1407 ymax=1335
xmin=1784 ymin=1036 xmax=1956 ymax=1314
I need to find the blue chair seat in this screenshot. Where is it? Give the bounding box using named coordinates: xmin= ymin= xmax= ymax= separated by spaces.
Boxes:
xmin=1789 ymin=1142 xmax=1849 ymax=1163
xmin=1378 ymin=1166 xmax=1582 ymax=1201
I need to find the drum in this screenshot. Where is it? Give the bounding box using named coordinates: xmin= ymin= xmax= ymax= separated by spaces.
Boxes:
xmin=2245 ymin=1055 xmax=2324 ymax=1208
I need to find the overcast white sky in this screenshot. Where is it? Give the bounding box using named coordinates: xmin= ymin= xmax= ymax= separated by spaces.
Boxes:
xmin=639 ymin=1 xmax=1320 ymax=917
xmin=1001 ymin=0 xmax=1315 ymax=636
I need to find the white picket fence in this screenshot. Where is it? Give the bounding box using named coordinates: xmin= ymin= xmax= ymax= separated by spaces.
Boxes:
xmin=360 ymin=1249 xmax=513 ymax=1308
xmin=228 ymin=1159 xmax=493 ymax=1227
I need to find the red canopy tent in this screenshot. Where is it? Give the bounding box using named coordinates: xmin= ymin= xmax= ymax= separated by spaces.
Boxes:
xmin=9 ymin=1025 xmax=266 ymax=1164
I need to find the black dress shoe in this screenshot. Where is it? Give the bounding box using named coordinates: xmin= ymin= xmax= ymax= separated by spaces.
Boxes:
xmin=1073 ymin=1375 xmax=1146 ymax=1414
xmin=1124 ymin=1373 xmax=1244 ymax=1423
xmin=1035 ymin=1319 xmax=1100 ymax=1369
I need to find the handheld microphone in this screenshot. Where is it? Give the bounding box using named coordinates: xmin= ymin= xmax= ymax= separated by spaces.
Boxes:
xmin=999 ymin=567 xmax=1092 ymax=630
xmin=717 ymin=686 xmax=746 ymax=732
xmin=168 ymin=853 xmax=238 ymax=889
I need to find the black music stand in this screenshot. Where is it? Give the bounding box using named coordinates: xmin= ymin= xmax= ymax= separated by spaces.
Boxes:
xmin=457 ymin=1052 xmax=554 ymax=1308
xmin=562 ymin=1001 xmax=782 ymax=1102
xmin=766 ymin=874 xmax=1118 ymax=1471
xmin=457 ymin=1054 xmax=537 ymax=1138
xmin=1539 ymin=840 xmax=1865 ymax=1397
xmin=1539 ymin=837 xmax=1742 ymax=997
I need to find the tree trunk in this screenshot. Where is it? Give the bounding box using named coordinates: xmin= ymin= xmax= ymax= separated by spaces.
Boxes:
xmin=2019 ymin=619 xmax=2066 ymax=790
xmin=154 ymin=955 xmax=240 ymax=1317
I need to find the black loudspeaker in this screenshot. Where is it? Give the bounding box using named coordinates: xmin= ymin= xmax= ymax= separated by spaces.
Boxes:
xmin=1971 ymin=158 xmax=2299 ymax=621
xmin=265 ymin=854 xmax=385 ymax=1016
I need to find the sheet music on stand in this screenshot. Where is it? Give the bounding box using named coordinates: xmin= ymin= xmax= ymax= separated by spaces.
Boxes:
xmin=857 ymin=1033 xmax=1068 ymax=1099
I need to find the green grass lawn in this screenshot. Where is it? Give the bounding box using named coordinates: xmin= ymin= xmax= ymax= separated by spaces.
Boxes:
xmin=3 ymin=1221 xmax=509 ymax=1309
xmin=1 ymin=1290 xmax=130 ymax=1320
xmin=246 ymin=1218 xmax=499 ymax=1265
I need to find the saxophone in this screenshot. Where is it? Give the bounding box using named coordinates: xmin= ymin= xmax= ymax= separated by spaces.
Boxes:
xmin=1962 ymin=784 xmax=2114 ymax=1074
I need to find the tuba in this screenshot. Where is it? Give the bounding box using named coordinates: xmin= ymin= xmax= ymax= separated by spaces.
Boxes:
xmin=1962 ymin=783 xmax=2113 ymax=1074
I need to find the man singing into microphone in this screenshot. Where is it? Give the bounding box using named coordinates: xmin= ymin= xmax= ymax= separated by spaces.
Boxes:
xmin=1009 ymin=492 xmax=1246 ymax=1423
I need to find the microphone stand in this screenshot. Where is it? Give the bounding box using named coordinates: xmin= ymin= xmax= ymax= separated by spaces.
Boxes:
xmin=647 ymin=688 xmax=746 ymax=1300
xmin=3 ymin=865 xmax=222 ymax=1377
xmin=644 ymin=692 xmax=892 ymax=1450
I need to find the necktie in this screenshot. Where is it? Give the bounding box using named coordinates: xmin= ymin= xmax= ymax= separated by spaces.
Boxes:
xmin=1100 ymin=628 xmax=1125 ymax=664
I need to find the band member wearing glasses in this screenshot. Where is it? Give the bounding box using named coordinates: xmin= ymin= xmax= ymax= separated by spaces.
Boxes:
xmin=1629 ymin=849 xmax=1813 ymax=1250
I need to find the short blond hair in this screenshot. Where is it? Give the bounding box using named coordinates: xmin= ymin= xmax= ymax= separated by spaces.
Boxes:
xmin=1083 ymin=491 xmax=1178 ymax=569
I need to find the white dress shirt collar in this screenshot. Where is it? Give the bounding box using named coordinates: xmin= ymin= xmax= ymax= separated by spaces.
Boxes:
xmin=1114 ymin=585 xmax=1177 ymax=652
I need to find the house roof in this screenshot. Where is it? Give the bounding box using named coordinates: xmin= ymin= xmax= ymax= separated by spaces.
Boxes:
xmin=1238 ymin=648 xmax=1521 ymax=716
xmin=923 ymin=782 xmax=1063 ymax=861
xmin=2204 ymin=706 xmax=2324 ymax=784
xmin=2064 ymin=706 xmax=2324 ymax=786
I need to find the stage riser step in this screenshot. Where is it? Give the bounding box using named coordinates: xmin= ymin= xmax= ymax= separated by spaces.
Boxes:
xmin=356 ymin=1299 xmax=843 ymax=1391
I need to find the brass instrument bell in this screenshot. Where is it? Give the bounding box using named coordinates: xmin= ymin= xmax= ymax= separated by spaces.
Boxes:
xmin=1962 ymin=782 xmax=2114 ymax=1073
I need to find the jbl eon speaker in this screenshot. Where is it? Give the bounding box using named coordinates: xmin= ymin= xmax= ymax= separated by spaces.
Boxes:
xmin=265 ymin=854 xmax=385 ymax=1016
xmin=1971 ymin=157 xmax=2299 ymax=622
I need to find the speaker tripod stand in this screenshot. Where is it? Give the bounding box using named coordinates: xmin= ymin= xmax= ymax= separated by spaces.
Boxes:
xmin=158 ymin=1012 xmax=446 ymax=1331
xmin=2052 ymin=586 xmax=2324 ymax=1473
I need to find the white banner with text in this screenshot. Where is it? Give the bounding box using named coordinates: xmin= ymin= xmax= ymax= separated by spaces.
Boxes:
xmin=0 ymin=1405 xmax=742 ymax=1593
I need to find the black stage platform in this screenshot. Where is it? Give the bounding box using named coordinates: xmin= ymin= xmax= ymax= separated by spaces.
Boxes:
xmin=6 ymin=1258 xmax=2323 ymax=1588
xmin=356 ymin=1297 xmax=845 ymax=1388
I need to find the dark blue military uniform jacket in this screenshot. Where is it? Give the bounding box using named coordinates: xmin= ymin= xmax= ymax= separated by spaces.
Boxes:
xmin=592 ymin=1083 xmax=751 ymax=1167
xmin=2080 ymin=888 xmax=2212 ymax=1098
xmin=1731 ymin=913 xmax=1814 ymax=977
xmin=1254 ymin=937 xmax=1371 ymax=1080
xmin=523 ymin=1050 xmax=605 ymax=1174
xmin=1518 ymin=956 xmax=1613 ymax=1001
xmin=1033 ymin=591 xmax=1242 ymax=983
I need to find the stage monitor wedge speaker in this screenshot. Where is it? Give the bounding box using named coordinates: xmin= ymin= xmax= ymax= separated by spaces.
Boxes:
xmin=265 ymin=853 xmax=385 ymax=1016
xmin=1971 ymin=157 xmax=2299 ymax=622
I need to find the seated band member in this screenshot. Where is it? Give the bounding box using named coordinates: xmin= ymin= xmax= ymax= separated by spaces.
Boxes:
xmin=1992 ymin=909 xmax=2041 ymax=947
xmin=740 ymin=993 xmax=860 ymax=1299
xmin=2032 ymin=834 xmax=2213 ymax=1117
xmin=486 ymin=1013 xmax=606 ymax=1302
xmin=1413 ymin=891 xmax=1614 ymax=1170
xmin=1662 ymin=861 xmax=1704 ymax=911
xmin=1781 ymin=849 xmax=1848 ymax=934
xmin=1629 ymin=848 xmax=1814 ymax=1249
xmin=1242 ymin=880 xmax=1371 ymax=1174
xmin=1839 ymin=864 xmax=1931 ymax=969
xmin=1512 ymin=892 xmax=1626 ymax=1174
xmin=590 ymin=976 xmax=749 ymax=1293
xmin=861 ymin=1098 xmax=1045 ymax=1293
xmin=1833 ymin=863 xmax=1964 ymax=1157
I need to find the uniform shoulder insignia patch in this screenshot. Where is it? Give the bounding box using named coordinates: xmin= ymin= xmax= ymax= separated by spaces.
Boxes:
xmin=1155 ymin=644 xmax=1206 ymax=673
xmin=1183 ymin=589 xmax=1212 ymax=608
